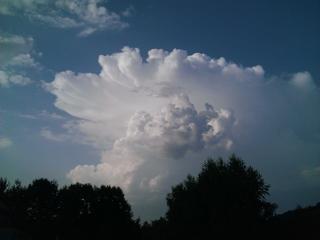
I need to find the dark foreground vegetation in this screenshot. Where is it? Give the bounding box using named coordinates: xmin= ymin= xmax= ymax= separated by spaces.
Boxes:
xmin=1 ymin=155 xmax=319 ymax=239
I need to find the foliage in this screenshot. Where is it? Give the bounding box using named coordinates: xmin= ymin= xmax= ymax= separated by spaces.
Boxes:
xmin=0 ymin=179 xmax=140 ymax=240
xmin=165 ymin=154 xmax=277 ymax=238
xmin=1 ymin=154 xmax=320 ymax=239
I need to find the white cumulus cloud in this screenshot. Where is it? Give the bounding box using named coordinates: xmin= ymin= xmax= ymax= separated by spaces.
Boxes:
xmin=67 ymin=94 xmax=235 ymax=191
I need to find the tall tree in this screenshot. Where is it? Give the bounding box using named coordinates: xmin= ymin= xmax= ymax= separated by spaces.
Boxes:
xmin=166 ymin=154 xmax=276 ymax=239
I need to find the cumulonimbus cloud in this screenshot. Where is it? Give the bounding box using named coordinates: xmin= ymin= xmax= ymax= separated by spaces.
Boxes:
xmin=47 ymin=47 xmax=320 ymax=219
xmin=67 ymin=94 xmax=235 ymax=190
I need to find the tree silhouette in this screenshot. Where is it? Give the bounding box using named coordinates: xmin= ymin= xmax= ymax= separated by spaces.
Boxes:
xmin=0 ymin=178 xmax=9 ymax=196
xmin=165 ymin=154 xmax=277 ymax=239
xmin=27 ymin=179 xmax=59 ymax=239
xmin=57 ymin=183 xmax=139 ymax=239
xmin=2 ymin=154 xmax=320 ymax=239
xmin=266 ymin=202 xmax=320 ymax=239
xmin=0 ymin=178 xmax=10 ymax=228
xmin=141 ymin=217 xmax=168 ymax=240
xmin=0 ymin=179 xmax=140 ymax=239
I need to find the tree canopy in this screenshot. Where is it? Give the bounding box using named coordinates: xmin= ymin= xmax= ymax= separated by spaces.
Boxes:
xmin=0 ymin=178 xmax=140 ymax=240
xmin=165 ymin=154 xmax=277 ymax=239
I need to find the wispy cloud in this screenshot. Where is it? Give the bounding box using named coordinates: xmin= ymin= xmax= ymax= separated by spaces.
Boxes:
xmin=0 ymin=35 xmax=34 ymax=67
xmin=0 ymin=0 xmax=130 ymax=37
xmin=8 ymin=53 xmax=39 ymax=69
xmin=41 ymin=128 xmax=69 ymax=142
xmin=0 ymin=136 xmax=12 ymax=149
xmin=0 ymin=71 xmax=32 ymax=87
xmin=0 ymin=109 xmax=67 ymax=121
xmin=302 ymin=167 xmax=320 ymax=177
xmin=0 ymin=34 xmax=40 ymax=87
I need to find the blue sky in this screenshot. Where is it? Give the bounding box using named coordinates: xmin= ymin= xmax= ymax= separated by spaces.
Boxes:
xmin=0 ymin=0 xmax=319 ymax=220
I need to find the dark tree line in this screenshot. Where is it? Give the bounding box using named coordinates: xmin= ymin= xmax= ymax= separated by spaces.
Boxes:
xmin=1 ymin=154 xmax=320 ymax=239
xmin=0 ymin=179 xmax=140 ymax=239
